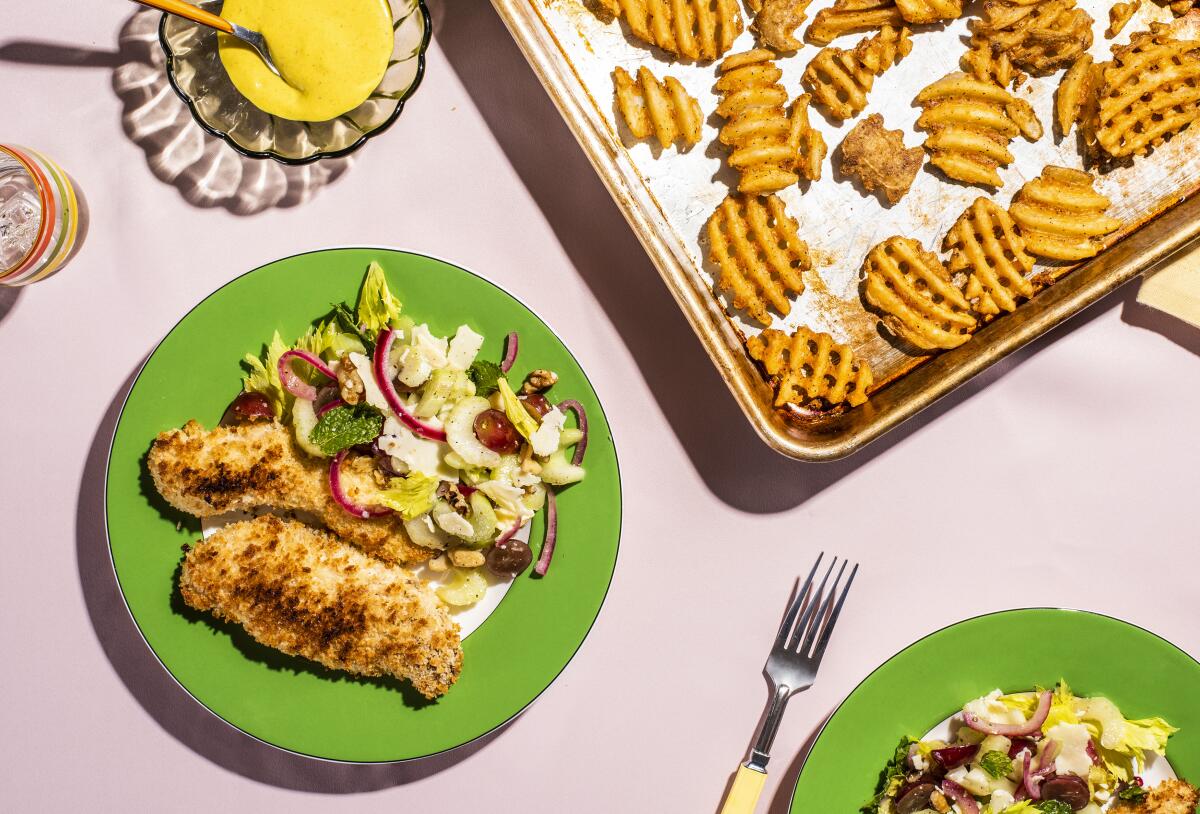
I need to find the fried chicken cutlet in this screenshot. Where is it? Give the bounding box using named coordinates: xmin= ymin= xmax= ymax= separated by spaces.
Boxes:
xmin=148 ymin=420 xmax=433 ymax=565
xmin=1112 ymin=780 xmax=1200 ymax=814
xmin=180 ymin=515 xmax=462 ymax=699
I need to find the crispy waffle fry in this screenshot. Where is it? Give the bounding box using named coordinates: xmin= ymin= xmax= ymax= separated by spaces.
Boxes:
xmin=1108 ymin=1 xmax=1141 ymax=38
xmin=895 ymin=0 xmax=963 ymax=24
xmin=969 ymin=0 xmax=1094 ymax=75
xmin=915 ymin=72 xmax=1041 ymax=188
xmin=862 ymin=235 xmax=976 ymax=349
xmin=945 ymin=197 xmax=1037 ymax=315
xmin=594 ymin=0 xmax=743 ymax=61
xmin=1055 ymin=54 xmax=1097 ymax=137
xmin=803 ymin=26 xmax=912 ymax=121
xmin=613 ymin=66 xmax=703 ymax=149
xmin=747 ymin=0 xmax=814 ymax=51
xmin=1008 ymin=166 xmax=1122 ymax=260
xmin=838 ymin=114 xmax=924 ymax=204
xmin=807 ymin=0 xmax=904 ymax=45
xmin=747 ymin=327 xmax=873 ymax=408
xmin=716 ymin=49 xmax=826 ymax=194
xmin=961 ymin=40 xmax=1023 ymax=87
xmin=706 ymin=193 xmax=812 ymax=325
xmin=1093 ymin=26 xmax=1200 ymax=158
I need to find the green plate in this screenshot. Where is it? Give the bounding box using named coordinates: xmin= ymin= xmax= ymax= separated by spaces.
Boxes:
xmin=105 ymin=248 xmax=621 ymax=762
xmin=791 ymin=609 xmax=1200 ymax=811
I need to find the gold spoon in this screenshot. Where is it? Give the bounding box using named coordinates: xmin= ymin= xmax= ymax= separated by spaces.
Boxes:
xmin=132 ymin=0 xmax=293 ymax=85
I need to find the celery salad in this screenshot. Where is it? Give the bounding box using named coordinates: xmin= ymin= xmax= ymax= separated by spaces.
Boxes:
xmin=864 ymin=682 xmax=1181 ymax=814
xmin=229 ymin=263 xmax=587 ymax=605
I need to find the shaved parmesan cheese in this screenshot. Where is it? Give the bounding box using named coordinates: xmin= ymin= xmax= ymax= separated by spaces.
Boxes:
xmin=529 ymin=407 xmax=566 ymax=457
xmin=447 ymin=325 xmax=484 ymax=370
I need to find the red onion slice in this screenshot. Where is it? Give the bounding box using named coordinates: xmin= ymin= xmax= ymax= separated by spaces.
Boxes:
xmin=500 ymin=331 xmax=519 ymax=373
xmin=1037 ymin=740 xmax=1061 ymax=775
xmin=941 ymin=779 xmax=979 ymax=814
xmin=316 ymin=397 xmax=345 ymax=417
xmin=1022 ymin=751 xmax=1043 ymax=800
xmin=1086 ymin=739 xmax=1101 ymax=766
xmin=372 ymin=328 xmax=447 ymax=442
xmin=278 ymin=349 xmax=337 ymax=401
xmin=329 ymin=449 xmax=392 ymax=519
xmin=533 ymin=488 xmax=558 ymax=576
xmin=964 ymin=690 xmax=1052 ymax=737
xmin=557 ymin=399 xmax=589 ymax=466
xmin=495 ymin=518 xmax=524 ymax=546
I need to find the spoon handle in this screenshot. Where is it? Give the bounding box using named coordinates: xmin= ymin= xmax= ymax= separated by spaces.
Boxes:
xmin=131 ymin=0 xmax=235 ymax=34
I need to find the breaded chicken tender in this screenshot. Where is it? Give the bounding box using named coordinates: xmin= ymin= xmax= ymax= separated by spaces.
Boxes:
xmin=180 ymin=515 xmax=462 ymax=698
xmin=1112 ymin=780 xmax=1200 ymax=814
xmin=148 ymin=420 xmax=433 ymax=565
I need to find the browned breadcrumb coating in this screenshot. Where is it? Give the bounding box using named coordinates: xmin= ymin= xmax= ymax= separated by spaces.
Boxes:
xmin=838 ymin=114 xmax=924 ymax=204
xmin=1111 ymin=780 xmax=1200 ymax=814
xmin=750 ymin=0 xmax=813 ymax=51
xmin=180 ymin=515 xmax=461 ymax=699
xmin=148 ymin=420 xmax=434 ymax=565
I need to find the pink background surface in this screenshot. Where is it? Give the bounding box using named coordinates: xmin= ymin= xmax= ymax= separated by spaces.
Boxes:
xmin=2 ymin=4 xmax=1199 ymax=812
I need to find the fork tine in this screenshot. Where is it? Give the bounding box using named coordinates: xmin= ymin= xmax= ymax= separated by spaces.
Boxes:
xmin=775 ymin=553 xmax=823 ymax=647
xmin=799 ymin=559 xmax=847 ymax=655
xmin=787 ymin=556 xmax=837 ymax=651
xmin=810 ymin=563 xmax=859 ymax=663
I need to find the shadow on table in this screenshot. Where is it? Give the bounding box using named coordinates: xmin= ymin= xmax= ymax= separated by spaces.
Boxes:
xmin=0 ymin=288 xmax=21 ymax=326
xmin=431 ymin=1 xmax=1129 ymax=514
xmin=75 ymin=364 xmax=507 ymax=791
xmin=0 ymin=11 xmax=349 ymax=215
xmin=1120 ymin=279 xmax=1200 ymax=356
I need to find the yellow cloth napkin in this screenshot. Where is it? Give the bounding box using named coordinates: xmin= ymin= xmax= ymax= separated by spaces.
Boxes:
xmin=1138 ymin=240 xmax=1200 ymax=329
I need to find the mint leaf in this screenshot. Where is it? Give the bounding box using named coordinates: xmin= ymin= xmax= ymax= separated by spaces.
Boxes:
xmin=980 ymin=750 xmax=1013 ymax=779
xmin=1118 ymin=785 xmax=1149 ymax=803
xmin=308 ymin=403 xmax=383 ymax=456
xmin=331 ymin=302 xmax=376 ymax=356
xmin=467 ymin=360 xmax=503 ymax=396
xmin=1037 ymin=802 xmax=1073 ymax=814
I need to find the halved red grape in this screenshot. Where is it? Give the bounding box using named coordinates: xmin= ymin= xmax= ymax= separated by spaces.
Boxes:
xmin=473 ymin=409 xmax=520 ymax=453
xmin=895 ymin=783 xmax=936 ymax=814
xmin=486 ymin=538 xmax=532 ymax=577
xmin=1041 ymin=775 xmax=1090 ymax=810
xmin=520 ymin=393 xmax=552 ymax=420
xmin=1009 ymin=737 xmax=1038 ymax=758
xmin=220 ymin=392 xmax=273 ymax=426
xmin=932 ymin=744 xmax=979 ymax=771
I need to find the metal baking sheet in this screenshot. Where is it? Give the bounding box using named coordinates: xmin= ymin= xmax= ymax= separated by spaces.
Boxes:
xmin=492 ymin=0 xmax=1200 ymax=459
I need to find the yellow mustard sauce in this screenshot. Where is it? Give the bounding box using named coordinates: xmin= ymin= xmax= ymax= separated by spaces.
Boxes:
xmin=218 ymin=0 xmax=393 ymax=122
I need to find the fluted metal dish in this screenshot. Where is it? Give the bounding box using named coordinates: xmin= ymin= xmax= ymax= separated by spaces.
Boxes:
xmin=159 ymin=0 xmax=431 ymax=164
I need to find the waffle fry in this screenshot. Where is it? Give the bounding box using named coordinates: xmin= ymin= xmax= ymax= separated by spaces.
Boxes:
xmin=803 ymin=26 xmax=912 ymax=121
xmin=945 ymin=198 xmax=1037 ymax=316
xmin=747 ymin=0 xmax=814 ymax=51
xmin=915 ymin=72 xmax=1041 ymax=188
xmin=1008 ymin=166 xmax=1122 ymax=260
xmin=1108 ymin=1 xmax=1141 ymax=38
xmin=706 ymin=193 xmax=812 ymax=325
xmin=1093 ymin=26 xmax=1200 ymax=158
xmin=594 ymin=0 xmax=743 ymax=61
xmin=716 ymin=49 xmax=826 ymax=194
xmin=747 ymin=327 xmax=873 ymax=408
xmin=961 ymin=40 xmax=1023 ymax=87
xmin=896 ymin=0 xmax=963 ymax=24
xmin=807 ymin=0 xmax=904 ymax=45
xmin=838 ymin=114 xmax=924 ymax=204
xmin=968 ymin=0 xmax=1094 ymax=75
xmin=613 ymin=66 xmax=703 ymax=149
xmin=1055 ymin=54 xmax=1097 ymax=137
xmin=862 ymin=236 xmax=976 ymax=349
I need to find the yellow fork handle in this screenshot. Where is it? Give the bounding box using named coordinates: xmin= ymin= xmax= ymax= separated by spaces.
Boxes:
xmin=719 ymin=765 xmax=768 ymax=814
xmin=130 ymin=0 xmax=235 ymax=34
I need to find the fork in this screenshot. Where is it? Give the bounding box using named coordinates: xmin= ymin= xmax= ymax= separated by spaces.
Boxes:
xmin=718 ymin=553 xmax=859 ymax=814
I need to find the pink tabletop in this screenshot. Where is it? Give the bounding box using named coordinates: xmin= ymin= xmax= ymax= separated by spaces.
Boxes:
xmin=2 ymin=4 xmax=1199 ymax=812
